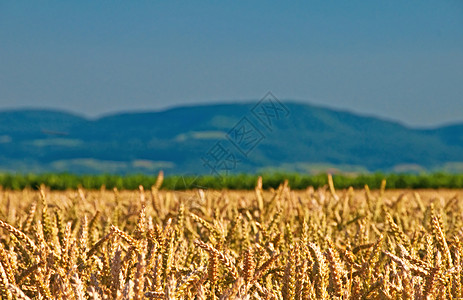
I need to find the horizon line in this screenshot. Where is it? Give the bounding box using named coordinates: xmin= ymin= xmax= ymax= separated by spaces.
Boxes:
xmin=0 ymin=100 xmax=461 ymax=130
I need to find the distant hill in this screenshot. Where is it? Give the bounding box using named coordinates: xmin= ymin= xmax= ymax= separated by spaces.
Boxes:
xmin=0 ymin=102 xmax=462 ymax=175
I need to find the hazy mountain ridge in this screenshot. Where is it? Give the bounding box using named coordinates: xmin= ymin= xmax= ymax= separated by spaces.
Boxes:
xmin=0 ymin=102 xmax=462 ymax=174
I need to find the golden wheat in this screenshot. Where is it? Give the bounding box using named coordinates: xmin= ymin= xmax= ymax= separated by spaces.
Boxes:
xmin=0 ymin=173 xmax=462 ymax=299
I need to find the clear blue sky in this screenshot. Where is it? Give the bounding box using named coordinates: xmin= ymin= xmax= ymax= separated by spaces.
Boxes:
xmin=1 ymin=1 xmax=462 ymax=127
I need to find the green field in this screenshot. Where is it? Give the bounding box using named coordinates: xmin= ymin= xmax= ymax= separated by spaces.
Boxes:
xmin=1 ymin=172 xmax=463 ymax=190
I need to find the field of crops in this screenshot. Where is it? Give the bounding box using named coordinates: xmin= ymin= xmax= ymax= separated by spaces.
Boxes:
xmin=2 ymin=172 xmax=463 ymax=190
xmin=1 ymin=175 xmax=463 ymax=299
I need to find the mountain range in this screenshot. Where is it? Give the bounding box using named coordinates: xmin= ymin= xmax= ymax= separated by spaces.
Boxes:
xmin=0 ymin=101 xmax=462 ymax=175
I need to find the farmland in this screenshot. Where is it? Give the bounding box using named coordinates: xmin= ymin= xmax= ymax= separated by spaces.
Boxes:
xmin=2 ymin=172 xmax=463 ymax=190
xmin=0 ymin=175 xmax=463 ymax=299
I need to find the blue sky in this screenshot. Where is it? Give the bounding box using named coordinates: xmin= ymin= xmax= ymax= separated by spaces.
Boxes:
xmin=0 ymin=1 xmax=462 ymax=127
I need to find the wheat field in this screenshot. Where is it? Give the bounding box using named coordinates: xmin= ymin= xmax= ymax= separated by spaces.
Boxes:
xmin=0 ymin=174 xmax=463 ymax=299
